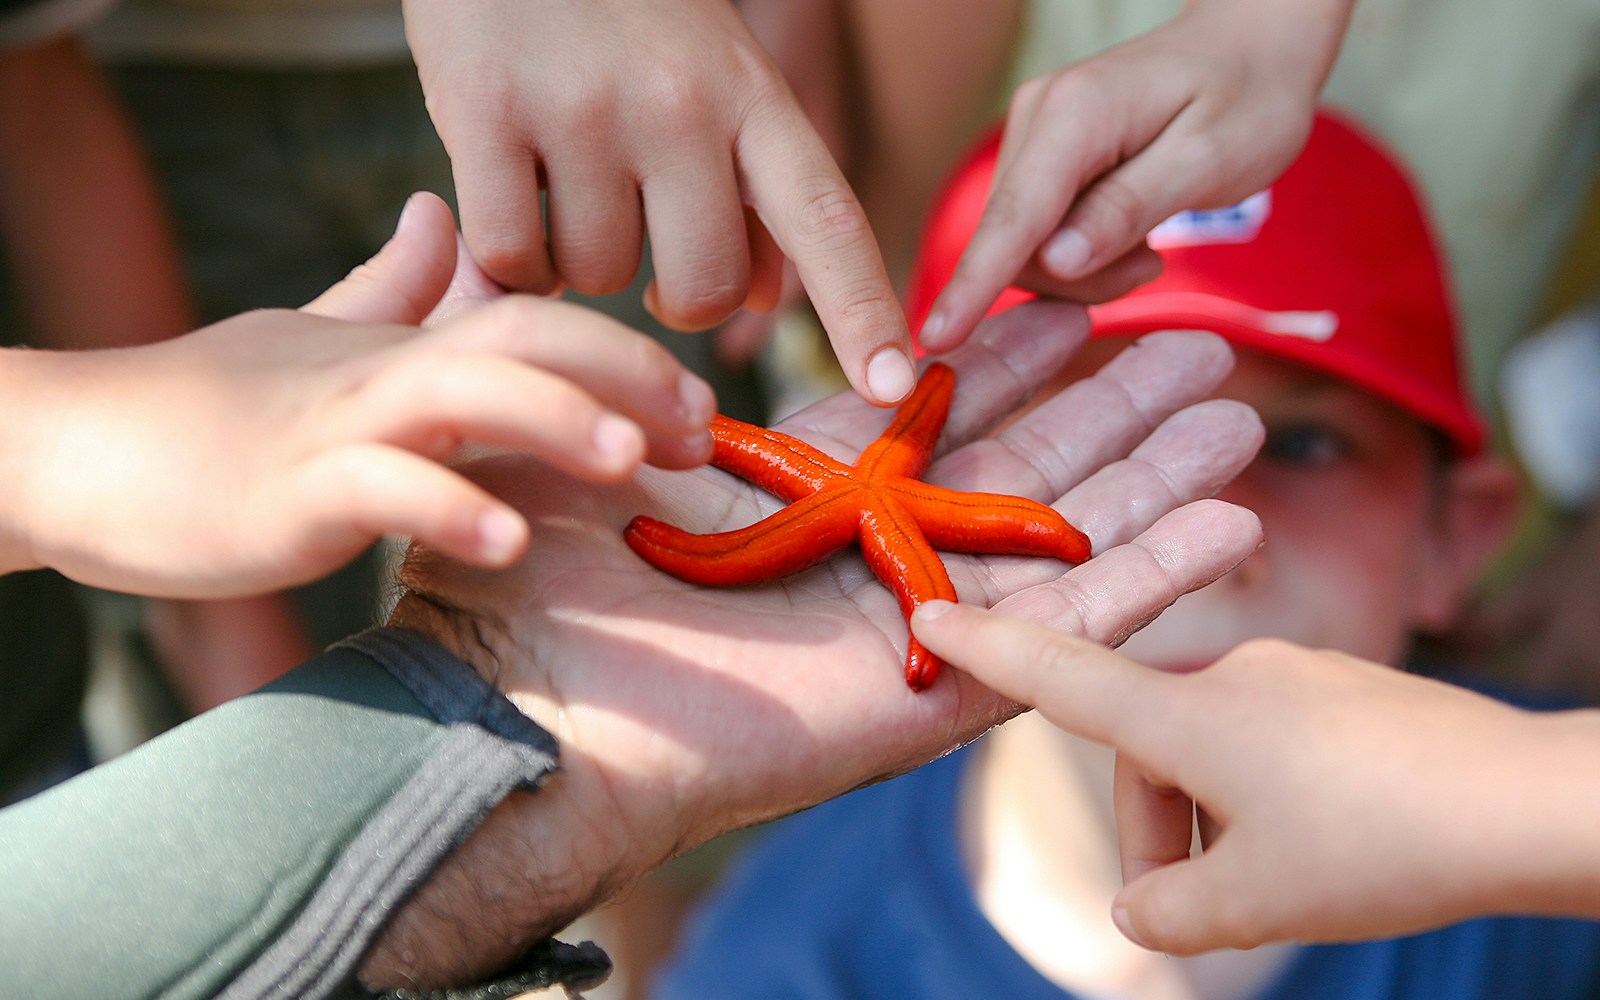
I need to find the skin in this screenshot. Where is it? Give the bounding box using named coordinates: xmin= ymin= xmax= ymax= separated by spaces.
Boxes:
xmin=401 ymin=0 xmax=917 ymax=406
xmin=838 ymin=0 xmax=1357 ymax=350
xmin=0 ymin=191 xmax=1265 ymax=989
xmin=0 ymin=193 xmax=716 ymax=598
xmin=0 ymin=34 xmax=316 ymax=707
xmin=353 ymin=320 xmax=1268 ymax=986
xmin=910 ymin=354 xmax=1583 ymax=961
xmin=918 ymin=611 xmax=1600 ymax=955
xmin=1107 ymin=351 xmax=1519 ymax=672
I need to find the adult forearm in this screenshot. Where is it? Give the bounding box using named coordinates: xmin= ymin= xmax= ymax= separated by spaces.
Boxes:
xmin=0 ymin=628 xmax=579 ymax=999
xmin=360 ymin=596 xmax=656 ymax=989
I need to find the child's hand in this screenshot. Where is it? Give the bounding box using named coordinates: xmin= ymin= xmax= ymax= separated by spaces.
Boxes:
xmin=912 ymin=605 xmax=1600 ymax=951
xmin=402 ymin=0 xmax=917 ymax=406
xmin=362 ymin=311 xmax=1268 ymax=985
xmin=918 ymin=0 xmax=1353 ymax=352
xmin=0 ymin=193 xmax=717 ymax=598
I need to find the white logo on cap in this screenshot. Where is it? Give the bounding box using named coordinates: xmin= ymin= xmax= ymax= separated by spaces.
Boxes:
xmin=1149 ymin=190 xmax=1271 ymax=249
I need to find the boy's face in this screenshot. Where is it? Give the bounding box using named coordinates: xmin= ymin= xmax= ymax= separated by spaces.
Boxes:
xmin=1113 ymin=347 xmax=1507 ymax=671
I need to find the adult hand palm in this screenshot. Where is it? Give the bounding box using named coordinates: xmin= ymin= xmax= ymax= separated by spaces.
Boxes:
xmin=395 ymin=301 xmax=1264 ymax=860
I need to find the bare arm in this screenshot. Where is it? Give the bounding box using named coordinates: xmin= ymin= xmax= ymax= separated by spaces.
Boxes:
xmin=915 ymin=606 xmax=1600 ymax=953
xmin=358 ymin=313 xmax=1266 ymax=986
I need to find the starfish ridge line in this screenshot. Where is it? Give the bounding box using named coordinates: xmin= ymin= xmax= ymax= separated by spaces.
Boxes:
xmin=623 ymin=362 xmax=1091 ymax=690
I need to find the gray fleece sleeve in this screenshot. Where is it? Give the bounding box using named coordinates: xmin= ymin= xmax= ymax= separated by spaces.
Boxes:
xmin=0 ymin=626 xmax=607 ymax=999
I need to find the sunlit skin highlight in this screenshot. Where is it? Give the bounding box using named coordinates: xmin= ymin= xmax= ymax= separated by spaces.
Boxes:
xmin=625 ymin=362 xmax=1091 ymax=689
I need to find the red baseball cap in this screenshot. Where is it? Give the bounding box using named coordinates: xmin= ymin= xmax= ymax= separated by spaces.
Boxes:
xmin=907 ymin=110 xmax=1486 ymax=455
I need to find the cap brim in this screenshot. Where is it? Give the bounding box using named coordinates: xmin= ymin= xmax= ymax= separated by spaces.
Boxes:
xmin=1088 ymin=292 xmax=1487 ymax=456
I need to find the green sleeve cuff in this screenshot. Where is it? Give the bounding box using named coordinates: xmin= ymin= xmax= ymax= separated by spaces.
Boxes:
xmin=0 ymin=626 xmax=562 ymax=1000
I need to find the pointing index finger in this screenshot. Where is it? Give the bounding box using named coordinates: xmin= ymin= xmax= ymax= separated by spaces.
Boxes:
xmin=736 ymin=105 xmax=916 ymax=406
xmin=912 ymin=600 xmax=1167 ymax=749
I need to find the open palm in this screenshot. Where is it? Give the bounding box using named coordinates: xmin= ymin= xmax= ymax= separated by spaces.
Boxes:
xmin=391 ymin=300 xmax=1264 ymax=876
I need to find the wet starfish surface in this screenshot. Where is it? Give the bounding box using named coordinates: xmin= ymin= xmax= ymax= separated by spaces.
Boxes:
xmin=625 ymin=363 xmax=1091 ymax=690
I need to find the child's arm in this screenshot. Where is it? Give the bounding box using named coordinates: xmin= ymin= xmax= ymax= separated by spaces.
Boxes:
xmin=0 ymin=33 xmax=322 ymax=703
xmin=913 ymin=602 xmax=1600 ymax=952
xmin=0 ymin=193 xmax=716 ymax=599
xmin=0 ymin=303 xmax=1267 ymax=996
xmin=917 ymin=0 xmax=1356 ymax=351
xmin=357 ymin=312 xmax=1266 ymax=988
xmin=400 ymin=0 xmax=917 ymax=407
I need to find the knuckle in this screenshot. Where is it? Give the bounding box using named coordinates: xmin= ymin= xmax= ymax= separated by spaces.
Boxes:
xmin=454 ymin=296 xmax=553 ymax=353
xmin=471 ymin=231 xmax=556 ymax=293
xmin=1033 ymin=63 xmax=1113 ymax=116
xmin=1082 ymin=173 xmax=1154 ymax=242
xmin=553 ymin=239 xmax=639 ymax=297
xmin=637 ymin=64 xmax=706 ymax=126
xmin=979 ymin=182 xmax=1030 ymax=233
xmin=1011 ymin=74 xmax=1047 ymax=107
xmin=657 ymin=270 xmax=747 ymax=331
xmin=786 ymin=178 xmax=870 ymax=254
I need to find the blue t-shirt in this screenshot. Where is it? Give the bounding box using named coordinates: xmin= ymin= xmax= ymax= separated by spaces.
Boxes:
xmin=657 ymin=732 xmax=1600 ymax=999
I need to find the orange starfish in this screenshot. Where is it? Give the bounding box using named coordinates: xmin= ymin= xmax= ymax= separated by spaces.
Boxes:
xmin=625 ymin=363 xmax=1091 ymax=690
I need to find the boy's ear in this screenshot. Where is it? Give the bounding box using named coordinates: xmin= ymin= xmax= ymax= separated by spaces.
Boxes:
xmin=1414 ymin=454 xmax=1525 ymax=630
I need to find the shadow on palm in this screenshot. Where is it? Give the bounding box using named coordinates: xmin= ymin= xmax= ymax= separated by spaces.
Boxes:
xmin=393 ymin=301 xmax=1264 ymax=848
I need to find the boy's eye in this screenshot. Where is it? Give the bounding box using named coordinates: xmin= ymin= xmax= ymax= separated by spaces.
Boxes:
xmin=1260 ymin=422 xmax=1349 ymax=467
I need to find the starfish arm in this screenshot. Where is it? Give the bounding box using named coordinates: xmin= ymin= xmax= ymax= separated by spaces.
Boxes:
xmin=890 ymin=482 xmax=1093 ymax=563
xmin=709 ymin=415 xmax=857 ymax=501
xmin=624 ymin=362 xmax=1093 ymax=691
xmin=858 ymin=495 xmax=958 ymax=691
xmin=855 ymin=362 xmax=954 ymax=482
xmin=624 ymin=489 xmax=862 ymax=586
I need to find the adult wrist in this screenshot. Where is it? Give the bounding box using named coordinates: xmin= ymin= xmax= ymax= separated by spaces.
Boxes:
xmin=366 ymin=596 xmax=656 ymax=987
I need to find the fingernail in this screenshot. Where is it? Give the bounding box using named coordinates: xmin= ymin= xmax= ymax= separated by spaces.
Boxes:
xmin=593 ymin=413 xmax=644 ymax=466
xmin=1042 ymin=228 xmax=1092 ymax=276
xmin=1112 ymin=905 xmax=1152 ymax=950
xmin=865 ymin=348 xmax=916 ymax=404
xmin=919 ymin=309 xmax=947 ymax=348
xmin=477 ymin=507 xmax=527 ymax=563
xmin=678 ymin=371 xmax=716 ymax=426
xmin=394 ymin=193 xmax=419 ymax=237
xmin=913 ymin=599 xmax=956 ymax=623
xmin=679 ymin=429 xmax=715 ymax=463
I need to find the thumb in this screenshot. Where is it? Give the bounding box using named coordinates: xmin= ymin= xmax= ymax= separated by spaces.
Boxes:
xmin=303 ymin=192 xmax=459 ymax=324
xmin=421 ymin=232 xmax=513 ymax=327
xmin=1112 ymin=852 xmax=1254 ymax=955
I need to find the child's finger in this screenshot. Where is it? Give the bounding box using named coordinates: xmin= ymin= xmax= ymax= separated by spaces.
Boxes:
xmin=291 ymin=443 xmax=531 ymax=569
xmin=542 ymin=154 xmax=645 ymax=297
xmin=640 ymin=143 xmax=753 ymax=332
xmin=1113 ymin=849 xmax=1254 ymax=955
xmin=742 ymin=207 xmax=785 ymax=316
xmin=303 ymin=192 xmax=459 ymax=325
xmin=737 ymin=105 xmax=914 ymax=407
xmin=415 ymin=297 xmax=717 ymax=458
xmin=341 ymin=354 xmax=656 ymax=480
xmin=1014 ymin=241 xmax=1164 ymax=304
xmin=918 ymin=90 xmax=1132 ymax=352
xmin=1113 ymin=757 xmax=1199 ymax=885
xmin=453 ymin=136 xmax=560 ymax=294
xmin=911 ymin=601 xmax=1165 ymax=749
